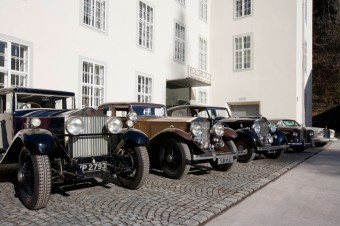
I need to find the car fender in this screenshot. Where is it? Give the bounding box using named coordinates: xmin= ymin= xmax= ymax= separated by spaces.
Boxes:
xmin=122 ymin=128 xmax=149 ymax=146
xmin=272 ymin=129 xmax=288 ymax=145
xmin=2 ymin=129 xmax=68 ymax=163
xmin=150 ymin=127 xmax=192 ymax=142
xmin=235 ymin=129 xmax=258 ymax=147
xmin=223 ymin=128 xmax=238 ymax=139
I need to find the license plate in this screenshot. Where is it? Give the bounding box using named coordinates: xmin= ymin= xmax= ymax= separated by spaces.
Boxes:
xmin=217 ymin=157 xmax=233 ymax=165
xmin=79 ymin=162 xmax=108 ymax=172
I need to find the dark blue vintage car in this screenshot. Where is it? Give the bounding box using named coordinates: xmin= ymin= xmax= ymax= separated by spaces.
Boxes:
xmin=0 ymin=87 xmax=149 ymax=210
xmin=167 ymin=105 xmax=289 ymax=163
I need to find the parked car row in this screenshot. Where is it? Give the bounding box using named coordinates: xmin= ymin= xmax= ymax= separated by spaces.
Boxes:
xmin=0 ymin=88 xmax=336 ymax=210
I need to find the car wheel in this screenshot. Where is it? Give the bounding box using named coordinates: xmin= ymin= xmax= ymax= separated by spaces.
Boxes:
xmin=210 ymin=140 xmax=236 ymax=171
xmin=117 ymin=146 xmax=150 ymax=190
xmin=17 ymin=147 xmax=51 ymax=210
xmin=160 ymin=138 xmax=191 ymax=179
xmin=235 ymin=139 xmax=256 ymax=163
xmin=264 ymin=149 xmax=284 ymax=159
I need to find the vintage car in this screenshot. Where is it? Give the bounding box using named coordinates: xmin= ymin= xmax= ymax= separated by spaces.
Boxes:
xmin=270 ymin=119 xmax=314 ymax=151
xmin=167 ymin=105 xmax=288 ymax=162
xmin=305 ymin=126 xmax=337 ymax=146
xmin=98 ymin=102 xmax=238 ymax=179
xmin=0 ymin=88 xmax=149 ymax=210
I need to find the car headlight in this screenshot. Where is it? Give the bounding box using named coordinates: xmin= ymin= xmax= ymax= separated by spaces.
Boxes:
xmin=269 ymin=123 xmax=276 ymax=133
xmin=31 ymin=118 xmax=41 ymax=128
xmin=252 ymin=123 xmax=261 ymax=133
xmin=191 ymin=123 xmax=202 ymax=137
xmin=308 ymin=130 xmax=314 ymax=137
xmin=318 ymin=130 xmax=324 ymax=137
xmin=66 ymin=117 xmax=84 ymax=135
xmin=106 ymin=117 xmax=123 ymax=134
xmin=128 ymin=111 xmax=138 ymax=122
xmin=293 ymin=132 xmax=298 ymax=137
xmin=213 ymin=123 xmax=224 ymax=137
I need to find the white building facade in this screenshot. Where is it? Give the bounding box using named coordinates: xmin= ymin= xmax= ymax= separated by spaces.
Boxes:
xmin=0 ymin=0 xmax=312 ymax=124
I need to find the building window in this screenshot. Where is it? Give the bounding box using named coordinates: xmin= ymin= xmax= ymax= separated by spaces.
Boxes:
xmin=199 ymin=37 xmax=208 ymax=71
xmin=0 ymin=40 xmax=29 ymax=88
xmin=198 ymin=89 xmax=207 ymax=105
xmin=234 ymin=0 xmax=252 ymax=18
xmin=174 ymin=22 xmax=185 ymax=63
xmin=176 ymin=0 xmax=185 ymax=5
xmin=138 ymin=1 xmax=154 ymax=50
xmin=83 ymin=0 xmax=106 ymax=31
xmin=137 ymin=74 xmax=152 ymax=103
xmin=234 ymin=34 xmax=252 ymax=70
xmin=82 ymin=61 xmax=105 ymax=108
xmin=199 ymin=0 xmax=208 ymax=22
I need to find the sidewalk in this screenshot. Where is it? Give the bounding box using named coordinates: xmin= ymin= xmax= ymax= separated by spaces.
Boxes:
xmin=204 ymin=140 xmax=340 ymax=226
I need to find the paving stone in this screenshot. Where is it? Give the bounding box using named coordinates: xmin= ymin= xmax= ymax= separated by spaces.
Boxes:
xmin=0 ymin=148 xmax=322 ymax=225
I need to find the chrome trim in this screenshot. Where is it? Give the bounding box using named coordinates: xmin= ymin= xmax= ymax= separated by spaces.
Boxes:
xmin=192 ymin=153 xmax=236 ymax=161
xmin=257 ymin=144 xmax=289 ymax=151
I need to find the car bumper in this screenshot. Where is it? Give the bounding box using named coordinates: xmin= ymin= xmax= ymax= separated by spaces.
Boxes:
xmin=313 ymin=137 xmax=338 ymax=144
xmin=288 ymin=142 xmax=313 ymax=147
xmin=257 ymin=144 xmax=289 ymax=153
xmin=192 ymin=152 xmax=237 ymax=162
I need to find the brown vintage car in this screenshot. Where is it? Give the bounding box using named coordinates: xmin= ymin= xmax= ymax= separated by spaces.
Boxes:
xmin=98 ymin=102 xmax=238 ymax=179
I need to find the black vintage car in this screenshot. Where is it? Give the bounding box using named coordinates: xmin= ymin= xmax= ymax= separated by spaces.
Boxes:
xmin=0 ymin=88 xmax=149 ymax=210
xmin=167 ymin=105 xmax=288 ymax=162
xmin=98 ymin=102 xmax=238 ymax=179
xmin=269 ymin=119 xmax=314 ymax=151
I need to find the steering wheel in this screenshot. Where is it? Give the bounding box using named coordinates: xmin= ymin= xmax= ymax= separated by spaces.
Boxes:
xmin=21 ymin=102 xmax=42 ymax=109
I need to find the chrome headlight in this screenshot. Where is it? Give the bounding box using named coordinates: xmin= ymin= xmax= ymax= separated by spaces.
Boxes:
xmin=269 ymin=123 xmax=276 ymax=133
xmin=293 ymin=132 xmax=298 ymax=137
xmin=213 ymin=123 xmax=224 ymax=137
xmin=31 ymin=118 xmax=41 ymax=128
xmin=318 ymin=130 xmax=324 ymax=137
xmin=308 ymin=130 xmax=314 ymax=137
xmin=190 ymin=123 xmax=202 ymax=137
xmin=128 ymin=111 xmax=138 ymax=122
xmin=66 ymin=117 xmax=84 ymax=135
xmin=252 ymin=123 xmax=261 ymax=133
xmin=330 ymin=130 xmax=335 ymax=138
xmin=106 ymin=117 xmax=123 ymax=134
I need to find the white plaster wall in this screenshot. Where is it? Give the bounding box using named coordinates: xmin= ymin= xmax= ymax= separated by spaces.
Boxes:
xmin=210 ymin=0 xmax=309 ymax=122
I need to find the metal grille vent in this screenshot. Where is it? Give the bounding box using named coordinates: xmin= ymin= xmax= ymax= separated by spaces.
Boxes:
xmin=68 ymin=116 xmax=109 ymax=158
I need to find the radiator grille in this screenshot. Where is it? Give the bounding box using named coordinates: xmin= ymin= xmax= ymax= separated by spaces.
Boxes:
xmin=255 ymin=119 xmax=270 ymax=145
xmin=200 ymin=121 xmax=210 ymax=143
xmin=68 ymin=116 xmax=109 ymax=158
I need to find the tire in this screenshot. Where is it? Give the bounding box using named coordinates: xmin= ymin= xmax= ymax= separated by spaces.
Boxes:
xmin=264 ymin=149 xmax=284 ymax=159
xmin=17 ymin=147 xmax=51 ymax=210
xmin=117 ymin=146 xmax=150 ymax=190
xmin=160 ymin=138 xmax=191 ymax=179
xmin=210 ymin=140 xmax=236 ymax=171
xmin=235 ymin=139 xmax=256 ymax=163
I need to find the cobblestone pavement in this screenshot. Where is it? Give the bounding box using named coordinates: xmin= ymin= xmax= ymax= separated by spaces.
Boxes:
xmin=0 ymin=148 xmax=322 ymax=226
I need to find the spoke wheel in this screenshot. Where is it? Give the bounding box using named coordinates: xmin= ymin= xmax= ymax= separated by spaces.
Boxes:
xmin=17 ymin=147 xmax=51 ymax=210
xmin=160 ymin=138 xmax=191 ymax=179
xmin=117 ymin=146 xmax=150 ymax=190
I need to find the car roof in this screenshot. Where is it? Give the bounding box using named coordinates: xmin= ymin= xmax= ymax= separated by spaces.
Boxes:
xmin=99 ymin=102 xmax=165 ymax=108
xmin=0 ymin=87 xmax=75 ymax=96
xmin=168 ymin=104 xmax=228 ymax=111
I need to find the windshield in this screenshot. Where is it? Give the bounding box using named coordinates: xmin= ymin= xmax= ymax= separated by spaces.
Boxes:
xmin=207 ymin=108 xmax=231 ymax=119
xmin=16 ymin=93 xmax=75 ymax=110
xmin=132 ymin=105 xmax=166 ymax=117
xmin=282 ymin=120 xmax=301 ymax=126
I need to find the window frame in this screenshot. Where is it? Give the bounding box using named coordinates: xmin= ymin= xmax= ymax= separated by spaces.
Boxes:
xmin=233 ymin=33 xmax=253 ymax=71
xmin=81 ymin=59 xmax=105 ymax=108
xmin=199 ymin=36 xmax=208 ymax=72
xmin=174 ymin=22 xmax=186 ymax=64
xmin=199 ymin=0 xmax=208 ymax=22
xmin=234 ymin=0 xmax=253 ymax=19
xmin=136 ymin=73 xmax=153 ymax=103
xmin=0 ymin=38 xmax=30 ymax=88
xmin=137 ymin=1 xmax=154 ymax=50
xmin=176 ymin=0 xmax=185 ymax=6
xmin=82 ymin=0 xmax=107 ymax=32
xmin=198 ymin=88 xmax=208 ymax=105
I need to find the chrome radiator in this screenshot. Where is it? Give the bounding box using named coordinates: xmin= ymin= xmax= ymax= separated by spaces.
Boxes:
xmin=68 ymin=116 xmax=109 ymax=158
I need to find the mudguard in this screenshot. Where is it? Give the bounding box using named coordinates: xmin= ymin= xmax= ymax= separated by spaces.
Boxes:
xmin=272 ymin=129 xmax=288 ymax=145
xmin=122 ymin=128 xmax=149 ymax=146
xmin=223 ymin=128 xmax=238 ymax=139
xmin=150 ymin=127 xmax=192 ymax=142
xmin=235 ymin=129 xmax=258 ymax=147
xmin=3 ymin=128 xmax=68 ymax=163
